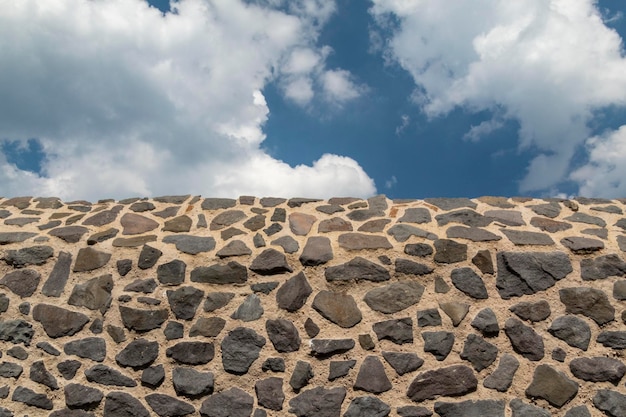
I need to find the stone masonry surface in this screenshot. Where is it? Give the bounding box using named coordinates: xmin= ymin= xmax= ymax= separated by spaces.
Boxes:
xmin=0 ymin=195 xmax=625 ymax=416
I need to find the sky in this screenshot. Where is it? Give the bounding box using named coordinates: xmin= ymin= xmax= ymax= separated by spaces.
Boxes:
xmin=1 ymin=0 xmax=626 ymax=201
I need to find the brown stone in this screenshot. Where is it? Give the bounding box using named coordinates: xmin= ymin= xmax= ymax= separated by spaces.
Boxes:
xmin=289 ymin=212 xmax=317 ymax=235
xmin=312 ymin=291 xmax=362 ymax=328
xmin=120 ymin=213 xmax=159 ymax=235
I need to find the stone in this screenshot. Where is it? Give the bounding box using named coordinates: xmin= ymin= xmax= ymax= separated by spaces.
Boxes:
xmin=328 ymin=360 xmax=356 ymax=380
xmin=87 ymin=228 xmax=119 ymax=244
xmin=3 ymin=245 xmax=53 ymax=267
xmin=372 ymin=317 xmax=413 ymax=344
xmin=417 ymin=308 xmax=442 ymax=327
xmin=288 ymin=198 xmax=323 ymax=208
xmin=501 ymin=229 xmax=555 ymax=246
xmin=406 ymin=365 xmax=478 ymax=402
xmin=262 ymin=357 xmax=285 ymax=372
xmin=47 ymin=226 xmax=88 ymax=243
xmin=505 ymin=318 xmax=544 ymax=361
xmin=530 ymin=202 xmax=561 ymax=218
xmin=141 ymin=364 xmax=165 ymax=388
xmin=81 ymin=206 xmax=121 ymax=226
xmin=510 ymin=300 xmax=551 ymax=322
xmin=242 ymin=214 xmax=265 ymax=232
xmin=0 ymin=232 xmax=37 ymax=244
xmin=163 ymin=215 xmax=192 ymax=233
xmin=316 ymin=204 xmax=345 ymax=214
xmin=251 ymin=282 xmax=279 ymax=295
xmin=569 ymin=357 xmax=625 ymax=384
xmin=318 ymin=217 xmax=353 ymax=232
xmin=310 ymin=339 xmax=355 ymax=357
xmin=382 ymin=352 xmax=423 ymax=375
xmin=496 ymin=251 xmax=572 ymax=298
xmin=29 ymin=360 xmax=58 ymax=390
xmin=119 ymin=306 xmax=169 ymax=332
xmin=68 ymin=274 xmax=113 ymax=313
xmin=167 ymin=286 xmax=204 ymax=320
xmin=202 ymin=198 xmax=236 ymax=210
xmin=7 ymin=345 xmax=27 ymax=359
xmin=216 ymin=240 xmax=252 ymax=258
xmin=450 ymin=267 xmax=488 ymax=299
xmin=138 ymin=244 xmax=162 ymax=269
xmin=39 ymin=220 xmax=62 ymax=230
xmin=255 ymin=377 xmax=284 ymax=411
xmin=434 ymin=276 xmax=450 ymax=293
xmin=404 ymin=243 xmax=433 ymax=257
xmin=395 ymin=258 xmax=434 ymax=275
xmin=210 ymin=210 xmax=246 ymax=230
xmin=439 ymin=302 xmax=469 ymax=326
xmin=120 ymin=213 xmax=159 ymax=235
xmin=615 ymin=280 xmax=626 ymax=299
xmin=200 ymin=387 xmax=254 ymax=417
xmin=471 ymin=308 xmax=499 ymax=337
xmin=250 ymin=248 xmax=292 ymax=275
xmin=565 ymin=212 xmax=606 ymax=226
xmin=271 ymin=236 xmax=299 ymax=253
xmin=57 ymin=360 xmax=81 ymax=380
xmin=559 ymin=287 xmax=614 ymax=325
xmin=354 ymin=356 xmax=392 ymax=394
xmin=155 ymin=259 xmax=185 ymax=286
xmin=106 ymin=325 xmax=126 ymax=343
xmin=12 ymin=386 xmax=52 ymax=410
xmin=0 ymin=269 xmax=40 ymax=297
xmin=0 ymin=319 xmax=34 ymax=345
xmin=145 ymin=393 xmax=195 ymax=417
xmin=446 ymin=225 xmax=502 ymax=242
xmin=359 ymin=333 xmax=375 ymax=350
xmin=112 ymin=235 xmax=157 ymax=247
xmin=509 ymin=399 xmax=549 ymax=417
xmin=338 ymin=231 xmax=393 ymax=250
xmin=304 ymin=318 xmax=320 ymax=338
xmin=593 ymin=389 xmax=626 ymax=417
xmin=288 ymin=212 xmax=316 ymax=235
xmin=272 ymin=273 xmax=311 ymax=313
xmin=561 ymin=236 xmax=604 ymax=254
xmin=130 ymin=201 xmax=155 ymax=212
xmin=552 ymin=347 xmax=567 ymax=362
xmin=0 ymin=362 xmax=22 ymax=378
xmin=266 ymin=318 xmax=300 ymax=352
xmin=299 ymin=236 xmax=333 ymax=266
xmin=530 ymin=216 xmax=572 ymax=232
xmin=399 ymin=207 xmax=431 ymax=223
xmin=436 ymin=209 xmax=491 ymax=227
xmin=0 ymin=294 xmax=7 ymax=313
xmin=461 ymin=334 xmax=498 ymax=371
xmin=33 ymin=304 xmax=89 ymax=338
xmin=422 ymin=331 xmax=454 ymax=361
xmin=115 ymin=338 xmax=158 ymax=369
xmin=162 ymin=235 xmax=216 ymax=254
xmin=344 ymin=396 xmax=391 ymax=417
xmin=124 ymin=278 xmax=157 ymax=293
xmin=364 ymin=281 xmax=425 ymax=313
xmin=288 ymin=386 xmax=346 ymax=417
xmin=173 ymin=367 xmax=214 ymax=398
xmin=204 ymin=292 xmax=235 ymax=312
xmin=64 ymin=383 xmax=103 ymax=409
xmin=104 ymin=391 xmax=149 ymax=417
xmin=434 ymin=239 xmax=467 ymax=263
xmin=397 ymin=405 xmax=434 ymax=416
xmin=581 ymin=254 xmax=626 ymax=280
xmin=526 ymin=364 xmax=578 ymax=408
xmin=191 ymin=261 xmax=247 ymax=284
xmin=548 ymin=315 xmax=591 ymax=350
xmin=290 ymin=361 xmax=314 ymax=391
xmin=253 ymin=232 xmax=265 ymax=247
xmin=166 ymin=341 xmax=214 ymax=365
xmin=564 ymin=405 xmax=591 ymax=417
xmin=85 ymin=365 xmax=137 ymax=387
xmin=73 ymin=247 xmax=111 ymax=272
xmin=231 ymin=294 xmax=264 ymax=322
xmin=483 ymin=353 xmax=519 ymax=392
xmin=484 ymin=209 xmax=525 ymax=226
xmin=388 ymin=224 xmax=437 ymax=242
xmin=597 ymin=331 xmax=626 ymax=349
xmin=325 ymin=257 xmax=390 ymax=282
xmin=42 ymin=251 xmax=72 ymax=296
xmin=37 ymin=341 xmax=60 ymax=356
xmin=357 ymin=218 xmax=390 ymax=232
xmin=221 ymin=327 xmax=265 ymax=374
xmin=435 ymin=400 xmax=505 ymax=417
xmin=312 ymin=290 xmax=362 ymax=328
xmin=64 ymin=337 xmax=106 ymax=362
xmin=425 ymin=197 xmax=476 ymax=210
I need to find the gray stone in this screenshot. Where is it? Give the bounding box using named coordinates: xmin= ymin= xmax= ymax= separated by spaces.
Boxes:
xmin=210 ymin=210 xmax=247 ymax=230
xmin=57 ymin=360 xmax=81 ymax=379
xmin=496 ymin=251 xmax=572 ymax=299
xmin=404 ymin=243 xmax=433 ymax=257
xmin=446 ymin=226 xmax=501 ymax=242
xmin=129 ymin=201 xmax=155 ymax=211
xmin=526 ymin=364 xmax=578 ymax=408
xmin=434 ymin=239 xmax=467 ymax=263
xmin=87 ymin=228 xmax=119 ymax=244
xmin=48 ymin=226 xmax=89 ymax=243
xmin=436 ymin=209 xmax=491 ymax=227
xmin=300 ymin=236 xmax=333 ymax=266
xmin=484 ymin=209 xmax=525 ymax=226
xmin=163 ymin=215 xmax=192 ymax=233
xmin=216 ymin=240 xmax=252 ymax=258
xmin=167 ymin=286 xmax=204 ymax=320
xmin=12 ymin=386 xmax=52 ymax=410
xmin=266 ymin=319 xmax=300 ymax=353
xmin=581 ymin=254 xmax=626 ymax=280
xmin=137 ymin=244 xmax=162 ymax=269
xmin=202 ymin=198 xmax=236 ymax=210
xmin=154 ymin=259 xmax=185 ymax=286
xmin=398 ymin=405 xmax=433 ymax=416
xmin=407 ymin=365 xmax=478 ymax=402
xmin=570 ymin=357 xmax=625 ymax=384
xmin=564 ymin=405 xmax=591 ymax=417
xmin=204 ymin=292 xmax=235 ymax=312
xmin=124 ymin=278 xmax=157 ymax=293
xmin=530 ymin=216 xmax=572 ymax=232
xmin=271 ymin=236 xmax=299 ymax=254
xmin=470 ymin=250 xmax=494 ymax=275
xmin=358 ymin=333 xmax=375 ymax=350
xmin=0 ymin=362 xmax=22 ymax=378
xmin=288 ymin=386 xmax=346 ymax=417
xmin=471 ymin=308 xmax=499 ymax=337
xmin=561 ymin=236 xmax=604 ymax=253
xmin=364 ymin=281 xmax=424 ymax=313
xmin=112 ymin=235 xmax=157 ymax=247
xmin=164 ymin=321 xmax=183 ymax=340
xmin=221 ymin=327 xmax=265 ymax=374
xmin=483 ymin=353 xmax=519 ymax=392
xmin=250 ymin=248 xmax=292 ymax=275
xmin=262 ymin=357 xmax=285 ymax=372
xmin=505 ymin=318 xmax=544 ymax=361
xmin=200 ymin=387 xmax=254 ymax=417
xmin=510 ymin=399 xmax=549 ymax=417
xmin=312 ymin=290 xmax=362 ymax=328
xmin=510 ymin=300 xmax=551 ymax=322
xmin=0 ymin=232 xmax=37 ymax=245
xmin=153 ymin=206 xmax=180 ymax=219
xmin=64 ymin=383 xmax=103 ymax=409
xmin=439 ymin=301 xmax=470 ymax=326
xmin=231 ymin=294 xmax=264 ymax=322
xmin=104 ymin=391 xmax=149 ymax=417
xmin=325 ymin=257 xmax=390 ymax=282
xmin=145 ymin=393 xmax=195 ymax=417
xmin=120 ymin=213 xmax=159 ymax=235
xmin=354 ymin=356 xmax=392 ymax=394
xmin=372 ymin=317 xmax=413 ymax=344
xmin=68 ymin=274 xmax=113 ymax=313
xmin=358 ymin=219 xmax=390 ymax=232
xmin=382 ymin=352 xmax=423 ymax=375
xmin=106 ymin=325 xmax=126 ymax=343
xmin=0 ymin=293 xmax=7 ymax=313
xmin=0 ymin=319 xmax=34 ymax=345
xmin=191 ymin=261 xmax=247 ymax=284
xmin=36 ymin=341 xmax=60 ymax=356
xmin=289 ymin=212 xmax=317 ymax=235
xmin=565 ymin=212 xmax=606 ymax=226
xmin=593 ymin=389 xmax=626 ymax=417
xmin=29 ymin=360 xmax=58 ymax=389
xmin=2 ymin=245 xmax=53 ymax=267
xmin=33 ymin=304 xmax=89 ymax=337
xmin=256 ymin=377 xmax=284 ymax=410
xmin=559 ymin=287 xmax=615 ymax=325
xmin=0 ymin=269 xmax=40 ymax=297
xmin=435 ymin=400 xmax=505 ymax=417
xmin=162 ymin=235 xmax=216 ymax=254
xmin=81 ymin=207 xmax=121 ymax=227
xmin=328 ymin=360 xmax=356 ymax=380
xmin=501 ymin=229 xmax=554 ymax=245
xmin=344 ymin=396 xmax=390 ymax=417
xmin=387 ymin=224 xmax=437 ymax=242
xmin=166 ymin=341 xmax=215 ymax=365
xmin=316 ymin=204 xmax=345 ymax=214
xmin=548 ymin=315 xmax=591 ymax=350
xmin=253 ymin=232 xmax=265 ymax=247
xmin=339 ymin=232 xmax=392 ymax=250
xmin=425 ymin=198 xmax=476 ymax=210
xmin=41 ymin=251 xmax=72 ymax=297
xmin=7 ymin=345 xmax=27 ymax=359
xmin=290 ymin=360 xmax=314 ymax=391
xmin=243 ymin=214 xmax=266 ymax=232
xmin=85 ymin=365 xmax=137 ymax=387
xmin=188 ymin=317 xmax=225 ymax=338
xmin=310 ymin=339 xmax=355 ymax=357
xmin=141 ymin=364 xmax=165 ymax=388
xmin=73 ymin=247 xmax=111 ymax=272
xmin=318 ymin=217 xmax=353 ymax=232
xmin=115 ymin=338 xmax=158 ymax=369
xmin=422 ymin=331 xmax=454 ymax=361
xmin=461 ymin=334 xmax=498 ymax=371
xmin=64 ymin=337 xmax=106 ymax=362
xmin=173 ymin=367 xmax=214 ymax=398
xmin=614 ymin=280 xmax=626 ymax=299
xmin=417 ymin=308 xmax=442 ymax=327
xmin=530 ymin=202 xmax=561 ymax=218
xmin=395 ymin=258 xmax=434 ymax=275
xmin=451 ymin=267 xmax=488 ymax=299
xmin=119 ymin=306 xmax=169 ymax=332
xmin=597 ymin=331 xmax=626 ymax=349
xmin=399 ymin=208 xmax=431 ymax=224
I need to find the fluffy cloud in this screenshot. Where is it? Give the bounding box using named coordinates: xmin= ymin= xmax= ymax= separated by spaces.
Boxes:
xmin=0 ymin=0 xmax=375 ymax=201
xmin=371 ymin=0 xmax=626 ymax=195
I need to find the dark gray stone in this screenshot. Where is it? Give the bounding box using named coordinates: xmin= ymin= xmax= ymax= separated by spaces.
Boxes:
xmin=510 ymin=399 xmax=549 ymax=417
xmin=406 ymin=365 xmax=478 ymax=402
xmin=484 ymin=209 xmax=526 ymax=226
xmin=387 ymin=224 xmax=437 ymax=242
xmin=250 ymin=248 xmax=292 ymax=275
xmin=397 ymin=405 xmax=432 ymax=417
xmin=151 ymin=260 xmax=183 ymax=287
xmin=36 ymin=341 xmax=60 ymax=356
xmin=614 ymin=280 xmax=626 ymax=300
xmin=471 ymin=308 xmax=499 ymax=337
xmin=141 ymin=364 xmax=165 ymax=388
xmin=33 ymin=304 xmax=89 ymax=338
xmin=472 ymin=250 xmax=494 ymax=274
xmin=0 ymin=294 xmax=7 ymax=313
xmin=210 ymin=210 xmax=247 ymax=230
xmin=0 ymin=232 xmax=37 ymax=245
xmin=436 ymin=209 xmax=491 ymax=227
xmin=250 ymin=281 xmax=279 ymax=294
xmin=565 ymin=212 xmax=606 ymax=226
xmin=530 ymin=216 xmax=572 ymax=232
xmin=526 ymin=364 xmax=578 ymax=408
xmin=162 ymin=235 xmax=216 ymax=254
xmin=30 ymin=360 xmax=58 ymax=390
xmin=73 ymin=247 xmax=111 ymax=272
xmin=372 ymin=317 xmax=413 ymax=345
xmin=417 ymin=308 xmax=441 ymax=327
xmin=216 ymin=240 xmax=252 ymax=257
xmin=166 ymin=341 xmax=214 ymax=365
xmin=300 ymin=236 xmax=333 ymax=266
xmin=191 ymin=261 xmax=247 ymax=284
xmin=597 ymin=331 xmax=626 ymax=349
xmin=2 ymin=245 xmax=53 ymax=267
xmin=271 ymin=236 xmax=299 ymax=253
xmin=221 ymin=327 xmax=266 ymax=374
xmin=446 ymin=226 xmax=502 ymax=242
xmin=425 ymin=198 xmax=476 ymax=210
xmin=358 ymin=219 xmax=390 ymax=233
xmin=41 ymin=251 xmax=72 ymax=297
xmin=310 ymin=339 xmax=355 ymax=357
xmin=164 ymin=321 xmax=183 ymax=340
xmin=85 ymin=365 xmax=137 ymax=387
xmin=124 ymin=278 xmax=157 ymax=293
xmin=364 ymin=281 xmax=424 ymax=314
xmin=0 ymin=269 xmax=40 ymax=297
xmin=451 ymin=267 xmax=488 ymax=299
xmin=115 ymin=338 xmax=158 ymax=369
xmin=530 ymin=202 xmax=561 ymax=218
xmin=559 ymin=287 xmax=615 ymax=325
xmin=288 ymin=386 xmax=347 ymax=417
xmin=104 ymin=391 xmax=149 ymax=417
xmin=163 ymin=215 xmax=192 ymax=233
xmin=435 ymin=400 xmax=505 ymax=417
xmin=137 ymin=244 xmax=162 ymax=270
xmin=328 ymin=360 xmax=356 ymax=380
xmin=434 ymin=239 xmax=467 ymax=263
xmin=57 ymin=360 xmax=81 ymax=380
xmin=130 ymin=201 xmax=155 ymax=212
xmin=501 ymin=229 xmax=554 ymax=245
xmin=49 ymin=226 xmax=89 ymax=243
xmin=12 ymin=386 xmax=52 ymax=410
xmin=202 ymin=198 xmax=236 ymax=210
xmin=395 ymin=258 xmax=433 ymax=275
xmin=82 ymin=207 xmax=122 ymax=227
xmin=231 ymin=294 xmax=264 ymax=322
xmin=0 ymin=362 xmax=22 ymax=378
xmin=344 ymin=396 xmax=390 ymax=417
xmin=561 ymin=236 xmax=604 ymax=253
xmin=0 ymin=319 xmax=34 ymax=345
xmin=87 ymin=228 xmax=119 ymax=245
xmin=404 ymin=243 xmax=433 ymax=257
xmin=173 ymin=367 xmax=214 ymax=398
xmin=552 ymin=347 xmax=567 ymax=362
xmin=313 ymin=290 xmax=362 ymax=328
xmin=145 ymin=393 xmax=195 ymax=417
xmin=106 ymin=325 xmax=126 ymax=343
xmin=243 ymin=214 xmax=266 ymax=232
xmin=262 ymin=357 xmax=285 ymax=373
xmin=274 ymin=272 xmax=312 ymax=312
xmin=581 ymin=254 xmax=626 ymax=280
xmin=483 ymin=353 xmax=519 ymax=392
xmin=64 ymin=383 xmax=103 ymax=409
xmin=119 ymin=306 xmax=168 ymax=332
xmin=290 ymin=361 xmax=314 ymax=391
xmin=510 ymin=300 xmax=551 ymax=322
xmin=116 ymin=259 xmax=132 ymax=276
xmin=358 ymin=334 xmax=375 ymax=350
xmin=354 ymin=356 xmax=392 ymax=394
xmin=325 ymin=257 xmax=390 ymax=282
xmin=204 ymin=292 xmax=235 ymax=312
xmin=548 ymin=315 xmax=591 ymax=350
xmin=338 ymin=232 xmax=392 ymax=250
xmin=461 ymin=334 xmax=498 ymax=371
xmin=399 ymin=207 xmax=431 ymax=224
xmin=422 ymin=331 xmax=454 ymax=361
xmin=382 ymin=351 xmax=423 ymax=375
xmin=593 ymin=389 xmax=626 ymax=417
xmin=200 ymin=387 xmax=254 ymax=417
xmin=266 ymin=318 xmax=300 ymax=352
xmin=167 ymin=286 xmax=204 ymax=320
xmin=64 ymin=337 xmax=106 ymax=362
xmin=564 ymin=405 xmax=591 ymax=417
xmin=189 ymin=317 xmax=226 ymax=337
xmin=68 ymin=274 xmax=113 ymax=313
xmin=7 ymin=345 xmax=27 ymax=359
xmin=570 ymin=357 xmax=625 ymax=384
xmin=256 ymin=377 xmax=284 ymax=410
xmin=504 ymin=318 xmax=544 ymax=361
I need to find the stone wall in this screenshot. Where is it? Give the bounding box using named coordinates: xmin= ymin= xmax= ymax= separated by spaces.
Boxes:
xmin=0 ymin=195 xmax=625 ymax=417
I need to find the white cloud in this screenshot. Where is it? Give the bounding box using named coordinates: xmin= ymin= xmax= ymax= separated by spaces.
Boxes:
xmin=385 ymin=175 xmax=397 ymax=189
xmin=321 ymin=69 xmax=365 ymax=104
xmin=395 ymin=114 xmax=410 ymax=135
xmin=0 ymin=0 xmax=376 ymax=200
xmin=463 ymin=118 xmax=504 ymax=142
xmin=371 ymin=0 xmax=626 ymax=194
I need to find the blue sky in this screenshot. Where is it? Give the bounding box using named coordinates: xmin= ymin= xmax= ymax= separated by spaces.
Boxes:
xmin=1 ymin=0 xmax=626 ymax=200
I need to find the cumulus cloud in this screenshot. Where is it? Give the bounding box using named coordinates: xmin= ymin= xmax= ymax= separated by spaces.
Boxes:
xmin=0 ymin=0 xmax=375 ymax=201
xmin=371 ymin=0 xmax=626 ymax=195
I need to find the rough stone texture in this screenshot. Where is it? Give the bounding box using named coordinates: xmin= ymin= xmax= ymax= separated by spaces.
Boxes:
xmin=548 ymin=315 xmax=591 ymax=350
xmin=406 ymin=365 xmax=478 ymax=402
xmin=68 ymin=274 xmax=113 ymax=313
xmin=364 ymin=281 xmax=424 ymax=313
xmin=167 ymin=286 xmax=204 ymax=320
xmin=64 ymin=383 xmax=103 ymax=409
xmin=373 ymin=317 xmax=413 ymax=344
xmin=162 ymin=235 xmax=216 ymax=254
xmin=312 ymin=290 xmax=362 ymax=328
xmin=569 ymin=357 xmax=626 ymax=384
xmin=471 ymin=308 xmax=500 ymax=337
xmin=525 ymin=364 xmax=579 ymax=408
xmin=0 ymin=269 xmax=41 ymax=297
xmin=166 ymin=341 xmax=214 ymax=365
xmin=73 ymin=247 xmax=111 ymax=272
xmin=33 ymin=304 xmax=89 ymax=337
xmin=593 ymin=389 xmax=626 ymax=417
xmin=460 ymin=334 xmax=498 ymax=371
xmin=173 ymin=367 xmax=214 ymax=398
xmin=145 ymin=393 xmax=195 ymax=417
xmin=325 ymin=257 xmax=390 ymax=282
xmin=509 ymin=300 xmax=551 ymax=322
xmin=221 ymin=327 xmax=266 ymax=374
xmin=276 ymin=272 xmax=312 ymax=312
xmin=199 ymin=387 xmax=254 ymax=417
xmin=559 ymin=287 xmax=615 ymax=325
xmin=256 ymin=377 xmax=284 ymax=410
xmin=382 ymin=351 xmax=423 ymax=375
xmin=231 ymin=293 xmax=264 ymax=322
xmin=353 ymin=356 xmax=392 ymax=394
xmin=288 ymin=386 xmax=346 ymax=417
xmin=435 ymin=400 xmax=505 ymax=417
xmin=483 ymin=354 xmax=519 ymax=392
xmin=422 ymin=331 xmax=455 ymax=361
xmin=250 ymin=248 xmax=292 ymax=275
xmin=299 ymin=236 xmax=333 ymax=266
xmin=266 ymin=318 xmax=300 ymax=352
xmin=510 ymin=399 xmax=550 ymax=417
xmin=497 ymin=251 xmax=572 ymax=299
xmin=85 ymin=365 xmax=137 ymax=387
xmin=64 ymin=337 xmax=106 ymax=362
xmin=344 ymin=396 xmax=390 ymax=417
xmin=451 ymin=267 xmax=488 ymax=299
xmin=290 ymin=360 xmax=314 ymax=391
xmin=504 ymin=318 xmax=544 ymax=361
xmin=433 ymin=239 xmax=467 ymax=263
xmin=115 ymin=338 xmax=159 ymax=369
xmin=310 ymin=339 xmax=355 ymax=357
xmin=191 ymin=261 xmax=247 ymax=284
xmin=104 ymin=391 xmax=149 ymax=416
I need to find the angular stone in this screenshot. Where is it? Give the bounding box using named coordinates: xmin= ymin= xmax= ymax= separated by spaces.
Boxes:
xmin=271 ymin=235 xmax=299 ymax=253
xmin=318 ymin=217 xmax=353 ymax=232
xmin=250 ymin=248 xmax=292 ymax=275
xmin=422 ymin=331 xmax=454 ymax=361
xmin=529 ymin=217 xmax=572 ymax=232
xmin=47 ymin=226 xmax=88 ymax=244
xmin=119 ymin=306 xmax=168 ymax=332
xmin=561 ymin=236 xmax=604 ymax=254
xmin=7 ymin=345 xmax=27 ymax=359
xmin=299 ymin=236 xmax=333 ymax=266
xmin=0 ymin=232 xmax=37 ymax=244
xmin=166 ymin=341 xmax=214 ymax=365
xmin=407 ymin=365 xmax=478 ymax=402
xmin=87 ymin=228 xmax=119 ymax=244
xmin=191 ymin=261 xmax=247 ymax=284
xmin=173 ymin=367 xmax=213 ymax=398
xmin=163 ymin=215 xmax=192 ymax=233
xmin=316 ymin=204 xmax=345 ymax=214
xmin=221 ymin=327 xmax=265 ymax=374
xmin=288 ymin=386 xmax=346 ymax=417
xmin=64 ymin=337 xmax=106 ymax=362
xmin=200 ymin=387 xmax=254 ymax=417
xmin=450 ymin=267 xmax=488 ymax=299
xmin=382 ymin=352 xmax=423 ymax=376
xmin=364 ymin=281 xmax=424 ymax=313
xmin=510 ymin=300 xmax=551 ymax=322
xmin=351 ymin=356 xmax=391 ymax=394
xmin=483 ymin=353 xmax=519 ymax=392
xmin=436 ymin=209 xmax=491 ymax=227
xmin=167 ymin=286 xmax=204 ymax=320
xmin=325 ymin=257 xmax=390 ymax=282
xmin=328 ymin=360 xmax=356 ymax=380
xmin=426 ymin=198 xmax=476 ymax=210
xmin=64 ymin=383 xmax=103 ymax=409
xmin=417 ymin=309 xmax=442 ymax=327
xmin=137 ymin=244 xmax=162 ymax=269
xmin=439 ymin=302 xmax=469 ymax=326
xmin=510 ymin=399 xmax=550 ymax=417
xmin=505 ymin=318 xmax=544 ymax=361
xmin=388 ymin=224 xmax=437 ymax=242
xmin=288 ymin=198 xmax=323 ymax=208
xmin=565 ymin=212 xmax=606 ymax=226
xmin=496 ymin=251 xmax=572 ymax=299
xmin=559 ymin=287 xmax=614 ymax=325
xmin=310 ymin=339 xmax=355 ymax=357
xmin=255 ymin=377 xmax=284 ymax=411
xmin=29 ymin=360 xmax=58 ymax=390
xmin=446 ymin=226 xmax=501 ymax=242
xmin=124 ymin=278 xmax=157 ymax=293
xmin=564 ymin=405 xmax=591 ymax=417
xmin=569 ymin=357 xmax=626 ymax=384
xmin=312 ymin=291 xmax=362 ymax=328
xmin=145 ymin=393 xmax=195 ymax=417
xmin=216 ymin=240 xmax=252 ymax=258
xmin=526 ymin=364 xmax=578 ymax=408
xmin=86 ymin=365 xmax=137 ymax=387
xmin=404 ymin=243 xmax=433 ymax=257
xmin=582 ymin=227 xmax=608 ymax=239
xmin=0 ymin=361 xmax=22 ymax=379
xmin=202 ymin=198 xmax=236 ymax=210
xmin=0 ymin=269 xmax=40 ymax=297
xmin=290 ymin=360 xmax=314 ymax=391
xmin=339 ymin=232 xmax=392 ymax=250
xmin=3 ymin=245 xmax=53 ymax=267
xmin=484 ymin=209 xmax=525 ymax=226
xmin=581 ymin=254 xmax=626 ymax=280
xmin=68 ymin=274 xmax=113 ymax=314
xmin=210 ymin=210 xmax=246 ymax=230
xmin=231 ymin=294 xmax=264 ymax=322
xmin=36 ymin=341 xmax=60 ymax=356
xmin=189 ymin=317 xmax=226 ymax=338
xmin=435 ymin=400 xmax=505 ymax=417
xmin=593 ymin=389 xmax=626 ymax=417
xmin=104 ymin=391 xmax=149 ymax=417
xmin=156 ymin=259 xmax=186 ymax=286
xmin=395 ymin=258 xmax=434 ymax=275
xmin=530 ymin=202 xmax=561 ymax=218
xmin=262 ymin=357 xmax=285 ymax=372
xmin=115 ymin=338 xmax=158 ymax=369
xmin=287 ymin=212 xmax=316 ymax=236
xmin=597 ymin=331 xmax=626 ymax=349
xmin=399 ymin=207 xmax=431 ymax=223
xmin=372 ymin=317 xmax=413 ymax=345
xmin=112 ymin=235 xmax=157 ymax=247
xmin=274 ymin=272 xmax=312 ymax=312
xmin=129 ymin=201 xmax=155 ymax=212
xmin=42 ymin=251 xmax=72 ymax=297
xmin=204 ymin=292 xmax=235 ymax=312
xmin=434 ymin=239 xmax=467 ymax=263
xmin=57 ymin=360 xmax=81 ymax=379
xmin=73 ymin=247 xmax=111 ymax=272
xmin=461 ymin=334 xmax=498 ymax=371
xmin=12 ymin=386 xmax=52 ymax=410
xmin=120 ymin=213 xmax=158 ymax=235
xmin=33 ymin=304 xmax=89 ymax=338
xmin=501 ymin=229 xmax=554 ymax=245
xmin=81 ymin=206 xmax=120 ymax=227
xmin=266 ymin=318 xmax=300 ymax=353
xmin=162 ymin=235 xmax=216 ymax=254
xmin=343 ymin=397 xmax=390 ymax=417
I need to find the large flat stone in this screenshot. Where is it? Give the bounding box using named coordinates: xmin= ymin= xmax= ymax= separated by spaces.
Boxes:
xmin=406 ymin=365 xmax=478 ymax=402
xmin=526 ymin=364 xmax=578 ymax=408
